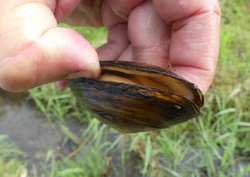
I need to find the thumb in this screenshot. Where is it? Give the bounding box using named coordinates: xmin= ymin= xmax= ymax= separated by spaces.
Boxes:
xmin=0 ymin=2 xmax=100 ymax=92
xmin=36 ymin=27 xmax=101 ymax=86
xmin=0 ymin=28 xmax=100 ymax=92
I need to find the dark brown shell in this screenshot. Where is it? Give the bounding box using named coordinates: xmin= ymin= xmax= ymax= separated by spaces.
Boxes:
xmin=67 ymin=61 xmax=204 ymax=133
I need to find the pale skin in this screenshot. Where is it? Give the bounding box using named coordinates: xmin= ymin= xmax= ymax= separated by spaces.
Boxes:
xmin=0 ymin=0 xmax=221 ymax=93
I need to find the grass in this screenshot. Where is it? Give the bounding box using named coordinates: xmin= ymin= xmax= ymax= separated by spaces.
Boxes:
xmin=1 ymin=0 xmax=249 ymax=176
xmin=41 ymin=120 xmax=124 ymax=177
xmin=0 ymin=135 xmax=28 ymax=177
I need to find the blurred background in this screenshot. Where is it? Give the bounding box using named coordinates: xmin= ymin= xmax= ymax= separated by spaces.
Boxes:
xmin=0 ymin=0 xmax=249 ymax=176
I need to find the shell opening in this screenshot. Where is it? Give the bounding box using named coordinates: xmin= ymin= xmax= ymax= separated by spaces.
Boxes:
xmin=99 ymin=67 xmax=196 ymax=104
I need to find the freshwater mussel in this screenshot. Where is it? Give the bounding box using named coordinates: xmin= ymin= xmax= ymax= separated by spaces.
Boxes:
xmin=67 ymin=61 xmax=204 ymax=133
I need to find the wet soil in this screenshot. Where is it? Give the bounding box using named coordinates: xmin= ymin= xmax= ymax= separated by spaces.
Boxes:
xmin=0 ymin=90 xmax=73 ymax=171
xmin=0 ymin=89 xmax=142 ymax=176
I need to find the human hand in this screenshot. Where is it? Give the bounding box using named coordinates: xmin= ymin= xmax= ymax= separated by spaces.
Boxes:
xmin=95 ymin=0 xmax=221 ymax=94
xmin=0 ymin=0 xmax=221 ymax=94
xmin=0 ymin=0 xmax=102 ymax=92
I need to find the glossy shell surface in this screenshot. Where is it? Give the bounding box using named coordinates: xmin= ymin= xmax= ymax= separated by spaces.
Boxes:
xmin=67 ymin=61 xmax=204 ymax=133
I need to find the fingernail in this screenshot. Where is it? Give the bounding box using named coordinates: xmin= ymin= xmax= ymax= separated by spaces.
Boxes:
xmin=65 ymin=71 xmax=94 ymax=79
